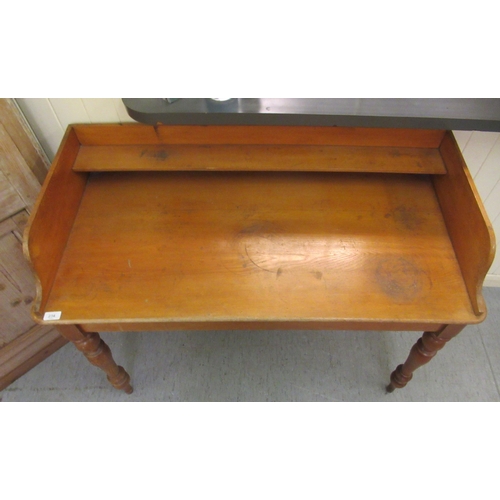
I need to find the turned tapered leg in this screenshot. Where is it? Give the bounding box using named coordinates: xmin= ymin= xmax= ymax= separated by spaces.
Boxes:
xmin=57 ymin=325 xmax=133 ymax=394
xmin=387 ymin=324 xmax=465 ymax=393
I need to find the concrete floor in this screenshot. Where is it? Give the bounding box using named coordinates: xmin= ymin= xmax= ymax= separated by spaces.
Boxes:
xmin=2 ymin=288 xmax=499 ymax=402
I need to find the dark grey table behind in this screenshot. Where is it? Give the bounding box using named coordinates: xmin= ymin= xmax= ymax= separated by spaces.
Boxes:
xmin=123 ymin=98 xmax=500 ymax=131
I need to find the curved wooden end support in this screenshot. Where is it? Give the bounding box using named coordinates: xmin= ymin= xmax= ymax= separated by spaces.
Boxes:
xmin=57 ymin=325 xmax=133 ymax=394
xmin=387 ymin=324 xmax=464 ymax=393
xmin=436 ymin=132 xmax=496 ymax=318
xmin=22 ymin=127 xmax=88 ymax=324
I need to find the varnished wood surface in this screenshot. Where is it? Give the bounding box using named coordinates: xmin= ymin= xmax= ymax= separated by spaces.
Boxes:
xmin=73 ymin=124 xmax=446 ymax=148
xmin=434 ymin=132 xmax=496 ymax=315
xmin=79 ymin=321 xmax=444 ymax=333
xmin=73 ymin=144 xmax=447 ymax=174
xmin=41 ymin=171 xmax=477 ymax=325
xmin=23 ymin=128 xmax=87 ymax=317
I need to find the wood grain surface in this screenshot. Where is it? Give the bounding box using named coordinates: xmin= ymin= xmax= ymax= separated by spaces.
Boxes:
xmin=73 ymin=144 xmax=447 ymax=174
xmin=435 ymin=132 xmax=496 ymax=316
xmin=73 ymin=124 xmax=446 ymax=148
xmin=23 ymin=128 xmax=87 ymax=317
xmin=40 ymin=170 xmax=477 ymax=325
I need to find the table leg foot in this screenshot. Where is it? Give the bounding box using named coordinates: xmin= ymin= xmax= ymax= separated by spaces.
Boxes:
xmin=387 ymin=324 xmax=465 ymax=392
xmin=57 ymin=325 xmax=133 ymax=394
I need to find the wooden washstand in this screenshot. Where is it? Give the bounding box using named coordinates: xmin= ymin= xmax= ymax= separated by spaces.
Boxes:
xmin=24 ymin=125 xmax=495 ymax=394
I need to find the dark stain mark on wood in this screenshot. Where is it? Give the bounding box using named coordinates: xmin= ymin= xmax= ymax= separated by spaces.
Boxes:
xmin=24 ymin=296 xmax=34 ymax=305
xmin=0 ymin=283 xmax=5 ymax=291
xmin=392 ymin=205 xmax=423 ymax=231
xmin=375 ymin=257 xmax=428 ymax=303
xmin=153 ymin=125 xmax=161 ymax=141
xmin=238 ymin=221 xmax=276 ymax=235
xmin=140 ymin=149 xmax=169 ymax=161
xmin=276 ymin=267 xmax=283 ymax=278
xmin=10 ymin=298 xmax=22 ymax=307
xmin=313 ymin=271 xmax=323 ymax=280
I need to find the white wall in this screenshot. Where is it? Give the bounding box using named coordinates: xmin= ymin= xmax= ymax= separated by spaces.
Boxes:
xmin=15 ymin=98 xmax=500 ymax=284
xmin=15 ymin=98 xmax=135 ymax=159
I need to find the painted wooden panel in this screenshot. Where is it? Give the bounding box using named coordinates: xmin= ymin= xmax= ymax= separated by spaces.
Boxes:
xmin=0 ymin=171 xmax=24 ymax=221
xmin=0 ymin=123 xmax=42 ymax=208
xmin=12 ymin=100 xmax=500 ymax=284
xmin=0 ymin=99 xmax=49 ymax=185
xmin=0 ymin=100 xmax=62 ymax=390
xmin=0 ymin=225 xmax=37 ymax=347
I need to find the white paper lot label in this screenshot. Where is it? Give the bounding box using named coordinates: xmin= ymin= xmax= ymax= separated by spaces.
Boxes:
xmin=43 ymin=311 xmax=62 ymax=321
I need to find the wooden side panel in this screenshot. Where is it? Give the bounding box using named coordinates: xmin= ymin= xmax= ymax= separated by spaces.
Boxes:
xmin=0 ymin=101 xmax=68 ymax=391
xmin=0 ymin=325 xmax=67 ymax=391
xmin=73 ymin=124 xmax=445 ymax=148
xmin=0 ymin=218 xmax=16 ymax=238
xmin=11 ymin=211 xmax=30 ymax=239
xmin=74 ymin=124 xmax=160 ymax=145
xmin=24 ymin=127 xmax=87 ymax=321
xmin=0 ymin=123 xmax=42 ymax=209
xmin=156 ymin=126 xmax=445 ymax=147
xmin=435 ymin=132 xmax=496 ymax=316
xmin=0 ymin=99 xmax=50 ymax=185
xmin=73 ymin=144 xmax=446 ymax=174
xmin=0 ymin=231 xmax=37 ymax=347
xmin=0 ymin=170 xmax=25 ymax=221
